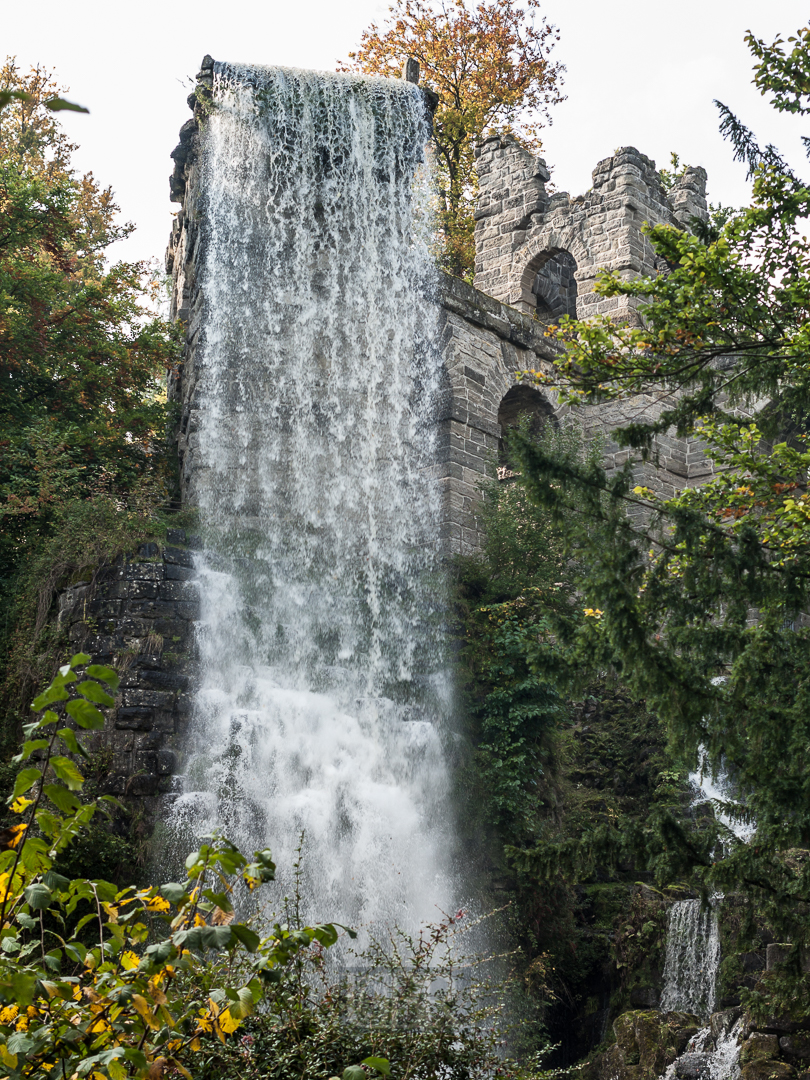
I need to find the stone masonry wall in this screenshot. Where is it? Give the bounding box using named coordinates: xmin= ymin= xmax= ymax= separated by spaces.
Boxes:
xmin=474 ymin=136 xmax=708 ymax=321
xmin=165 ymin=60 xmax=718 ymax=561
xmin=56 ymin=529 xmax=198 ymax=821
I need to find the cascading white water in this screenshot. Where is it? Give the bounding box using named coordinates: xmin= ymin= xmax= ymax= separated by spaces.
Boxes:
xmin=660 ymin=900 xmax=721 ymax=1018
xmin=690 ymin=747 xmax=756 ymax=844
xmin=168 ymin=64 xmax=455 ymax=937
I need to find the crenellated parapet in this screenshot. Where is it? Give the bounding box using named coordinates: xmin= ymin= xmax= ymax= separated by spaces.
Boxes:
xmin=474 ymin=137 xmax=708 ymax=323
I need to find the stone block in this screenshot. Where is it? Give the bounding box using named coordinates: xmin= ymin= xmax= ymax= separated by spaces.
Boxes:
xmin=134 ymin=751 xmax=157 ymax=774
xmin=124 ymin=563 xmax=163 ymax=582
xmin=675 ymin=1053 xmax=713 ymax=1079
xmin=175 ymin=602 xmax=201 ymax=621
xmin=160 ymin=580 xmax=199 ymax=602
xmin=164 ymin=563 xmax=196 ymax=581
xmin=126 ymin=773 xmax=159 ymax=797
xmin=157 ymin=750 xmax=177 ymax=775
xmin=111 ymin=580 xmax=160 ymax=601
xmin=711 ymin=1008 xmax=742 ymax=1040
xmin=141 ymin=670 xmax=190 ymax=692
xmin=123 ymin=690 xmax=175 ymax=710
xmin=153 ymin=712 xmax=177 ymax=734
xmin=135 ymin=731 xmax=164 ymax=751
xmin=781 ymin=1037 xmax=810 ymax=1066
xmin=164 ymin=546 xmax=194 ymax=568
xmin=115 ymin=708 xmax=154 ymax=731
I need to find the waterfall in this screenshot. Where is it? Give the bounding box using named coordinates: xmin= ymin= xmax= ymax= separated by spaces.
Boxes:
xmin=660 ymin=900 xmax=721 ymax=1018
xmin=168 ymin=64 xmax=455 ymax=937
xmin=690 ymin=747 xmax=756 ymax=843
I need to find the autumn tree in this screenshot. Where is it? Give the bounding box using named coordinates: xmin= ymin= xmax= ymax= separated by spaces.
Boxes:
xmin=341 ymin=0 xmax=564 ymax=278
xmin=0 ymin=61 xmax=178 ymax=599
xmin=507 ymin=24 xmax=810 ymax=1013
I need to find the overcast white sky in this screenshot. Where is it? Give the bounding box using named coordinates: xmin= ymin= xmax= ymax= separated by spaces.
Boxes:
xmin=4 ymin=0 xmax=809 ymax=266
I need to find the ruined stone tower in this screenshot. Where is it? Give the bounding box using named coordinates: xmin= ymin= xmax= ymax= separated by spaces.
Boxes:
xmin=473 ymin=136 xmax=708 ymax=322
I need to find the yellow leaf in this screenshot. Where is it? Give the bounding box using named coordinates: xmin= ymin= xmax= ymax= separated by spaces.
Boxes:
xmin=120 ymin=950 xmax=140 ymax=971
xmin=10 ymin=797 xmax=32 ymax=815
xmin=145 ymin=895 xmax=171 ymax=913
xmin=219 ymin=1009 xmax=241 ymax=1035
xmin=108 ymin=1061 xmax=126 ymax=1080
xmin=0 ymin=1045 xmax=17 ymax=1069
xmin=0 ymin=1004 xmax=18 ymax=1024
xmin=189 ymin=1038 xmax=201 ymax=1052
xmin=7 ymin=824 xmax=27 ymax=848
xmin=131 ymin=994 xmax=160 ymax=1030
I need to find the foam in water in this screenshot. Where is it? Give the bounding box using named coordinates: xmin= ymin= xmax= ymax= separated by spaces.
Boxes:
xmin=167 ymin=64 xmax=455 ymax=937
xmin=660 ymin=899 xmax=721 ymax=1018
xmin=690 ymin=747 xmax=756 ymax=844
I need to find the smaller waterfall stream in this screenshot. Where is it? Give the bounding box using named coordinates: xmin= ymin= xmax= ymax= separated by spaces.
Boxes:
xmin=660 ymin=900 xmax=721 ymax=1017
xmin=658 ymin=900 xmax=743 ymax=1080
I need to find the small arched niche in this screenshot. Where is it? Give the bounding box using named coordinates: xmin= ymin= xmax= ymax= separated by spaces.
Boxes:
xmin=521 ymin=248 xmax=578 ymax=320
xmin=497 ymin=384 xmax=556 ymax=478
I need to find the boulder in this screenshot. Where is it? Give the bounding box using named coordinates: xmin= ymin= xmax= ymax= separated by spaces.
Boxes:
xmin=741 ymin=1062 xmax=795 ymax=1080
xmin=675 ymin=1052 xmax=713 ymax=1078
xmin=593 ymin=1010 xmax=701 ymax=1080
xmin=712 ymin=1007 xmax=743 ymax=1040
xmin=663 ymin=1012 xmax=705 ymax=1055
xmin=741 ymin=1034 xmax=781 ymax=1065
xmin=781 ymin=1036 xmax=810 ymax=1066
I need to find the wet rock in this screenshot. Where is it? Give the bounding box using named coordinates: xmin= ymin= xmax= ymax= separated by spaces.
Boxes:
xmin=596 ymin=1010 xmax=695 ymax=1080
xmin=675 ymin=1052 xmax=713 ymax=1078
xmin=712 ymin=1008 xmax=743 ymax=1040
xmin=781 ymin=1036 xmax=810 ymax=1065
xmin=740 ymin=1062 xmax=795 ymax=1080
xmin=663 ymin=1012 xmax=704 ymax=1055
xmin=741 ymin=1034 xmax=781 ymax=1064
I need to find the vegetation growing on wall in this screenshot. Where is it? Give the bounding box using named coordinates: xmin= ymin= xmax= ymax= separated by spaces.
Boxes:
xmin=452 ymin=424 xmax=700 ymax=1060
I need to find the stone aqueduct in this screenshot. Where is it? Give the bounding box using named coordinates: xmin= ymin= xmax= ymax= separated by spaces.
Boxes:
xmin=167 ymin=62 xmax=717 ymax=554
xmin=52 ymin=66 xmax=725 ymax=812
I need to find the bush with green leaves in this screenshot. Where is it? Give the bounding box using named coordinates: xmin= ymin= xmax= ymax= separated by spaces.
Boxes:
xmin=0 ymin=654 xmax=357 ymax=1079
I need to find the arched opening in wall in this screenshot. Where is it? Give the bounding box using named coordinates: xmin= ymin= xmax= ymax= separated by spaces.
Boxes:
xmin=525 ymin=248 xmax=578 ymax=321
xmin=497 ymin=384 xmax=556 ymax=479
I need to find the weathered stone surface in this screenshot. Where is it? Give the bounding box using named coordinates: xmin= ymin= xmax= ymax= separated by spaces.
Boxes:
xmin=675 ymin=1053 xmax=713 ymax=1079
xmin=711 ymin=1008 xmax=742 ymax=1040
xmin=593 ymin=1010 xmax=697 ymax=1080
xmin=54 ymin=537 xmax=196 ymax=824
xmin=781 ymin=1036 xmax=810 ymax=1065
xmin=166 ymin=110 xmax=717 ymax=555
xmin=663 ymin=1013 xmax=704 ymax=1055
xmin=741 ymin=1062 xmax=795 ymax=1080
xmin=163 ymin=546 xmax=194 ymax=568
xmin=157 ymin=750 xmax=176 ymax=775
xmin=115 ymin=708 xmax=154 ymax=731
xmin=742 ymin=1034 xmax=781 ymax=1064
xmin=164 ymin=563 xmax=195 ymax=581
xmin=122 ymin=690 xmax=175 ymax=710
xmin=160 ymin=580 xmax=199 ymax=602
